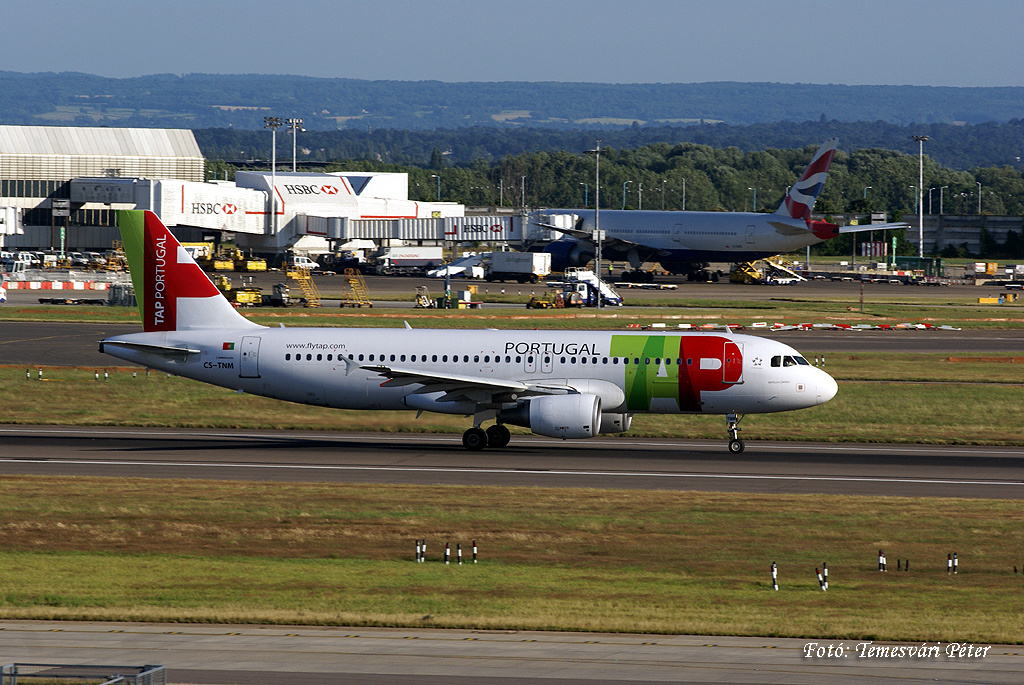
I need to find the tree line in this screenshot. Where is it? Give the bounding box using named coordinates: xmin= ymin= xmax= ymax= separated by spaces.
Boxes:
xmin=204 ymin=136 xmax=1024 ymax=258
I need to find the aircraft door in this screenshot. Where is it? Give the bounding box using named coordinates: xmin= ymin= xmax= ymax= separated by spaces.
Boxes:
xmin=745 ymin=225 xmax=756 ymax=246
xmin=673 ymin=223 xmax=683 ymax=244
xmin=723 ymin=341 xmax=743 ymax=384
xmin=240 ymin=336 xmax=261 ymax=378
xmin=542 ymin=354 xmax=553 ymax=373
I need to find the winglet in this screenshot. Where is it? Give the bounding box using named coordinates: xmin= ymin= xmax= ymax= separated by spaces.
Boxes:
xmin=779 ymin=138 xmax=838 ymax=220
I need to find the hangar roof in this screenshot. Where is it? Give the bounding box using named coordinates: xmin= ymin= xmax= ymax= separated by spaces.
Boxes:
xmin=0 ymin=125 xmax=202 ymax=159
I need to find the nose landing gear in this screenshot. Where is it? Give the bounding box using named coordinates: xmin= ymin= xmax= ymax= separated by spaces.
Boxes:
xmin=726 ymin=412 xmax=745 ymax=453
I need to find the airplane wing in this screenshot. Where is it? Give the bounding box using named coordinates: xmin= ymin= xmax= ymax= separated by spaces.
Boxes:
xmin=363 ymin=365 xmax=572 ymax=404
xmin=531 ymin=219 xmax=670 ymax=257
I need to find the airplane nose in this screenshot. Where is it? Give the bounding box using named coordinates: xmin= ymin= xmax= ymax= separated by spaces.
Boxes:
xmin=817 ymin=371 xmax=839 ymax=404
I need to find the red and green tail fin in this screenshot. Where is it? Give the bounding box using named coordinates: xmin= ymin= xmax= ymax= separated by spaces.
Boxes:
xmin=117 ymin=210 xmax=259 ymax=332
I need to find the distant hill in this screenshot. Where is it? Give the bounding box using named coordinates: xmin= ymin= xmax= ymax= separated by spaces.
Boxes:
xmin=1 ymin=72 xmax=1023 ymax=131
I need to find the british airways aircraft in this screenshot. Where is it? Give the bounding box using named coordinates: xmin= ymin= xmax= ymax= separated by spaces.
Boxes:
xmin=99 ymin=210 xmax=838 ymax=453
xmin=540 ymin=138 xmax=906 ymax=281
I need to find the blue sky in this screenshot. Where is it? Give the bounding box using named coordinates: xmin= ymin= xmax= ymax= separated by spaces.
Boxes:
xmin=5 ymin=0 xmax=1022 ymax=86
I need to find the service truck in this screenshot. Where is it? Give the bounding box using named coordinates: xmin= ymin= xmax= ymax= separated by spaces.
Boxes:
xmin=485 ymin=251 xmax=551 ymax=283
xmin=376 ymin=247 xmax=444 ymax=275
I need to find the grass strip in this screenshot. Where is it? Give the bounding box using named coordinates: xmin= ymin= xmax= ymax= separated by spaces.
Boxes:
xmin=0 ymin=477 xmax=1021 ymax=642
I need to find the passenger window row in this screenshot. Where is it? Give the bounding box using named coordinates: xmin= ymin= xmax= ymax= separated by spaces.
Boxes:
xmin=282 ymin=352 xmax=702 ymax=367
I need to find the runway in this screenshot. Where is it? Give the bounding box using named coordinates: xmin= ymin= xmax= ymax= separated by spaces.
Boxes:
xmin=1 ymin=620 xmax=1021 ymax=685
xmin=1 ymin=425 xmax=1022 ymax=498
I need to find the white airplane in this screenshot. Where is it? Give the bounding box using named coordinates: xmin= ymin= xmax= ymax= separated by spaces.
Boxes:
xmin=539 ymin=138 xmax=907 ymax=281
xmin=99 ymin=210 xmax=838 ymax=453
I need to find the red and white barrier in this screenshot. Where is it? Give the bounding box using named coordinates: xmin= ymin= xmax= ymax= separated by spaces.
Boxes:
xmin=5 ymin=280 xmax=110 ymax=290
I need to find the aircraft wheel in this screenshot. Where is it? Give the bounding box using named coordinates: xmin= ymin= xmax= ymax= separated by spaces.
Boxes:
xmin=462 ymin=427 xmax=488 ymax=451
xmin=486 ymin=424 xmax=511 ymax=447
xmin=728 ymin=439 xmax=745 ymax=454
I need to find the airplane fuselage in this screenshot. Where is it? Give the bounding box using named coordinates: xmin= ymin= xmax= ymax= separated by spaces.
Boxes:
xmin=101 ymin=327 xmax=837 ymax=418
xmin=552 ymin=209 xmax=825 ymax=265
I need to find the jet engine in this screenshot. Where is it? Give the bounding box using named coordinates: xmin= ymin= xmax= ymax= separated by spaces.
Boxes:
xmin=543 ymin=240 xmax=594 ymax=272
xmin=498 ymin=393 xmax=602 ymax=439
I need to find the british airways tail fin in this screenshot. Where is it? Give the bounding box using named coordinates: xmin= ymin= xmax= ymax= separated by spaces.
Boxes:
xmin=117 ymin=210 xmax=260 ymax=332
xmin=777 ymin=138 xmax=838 ymax=219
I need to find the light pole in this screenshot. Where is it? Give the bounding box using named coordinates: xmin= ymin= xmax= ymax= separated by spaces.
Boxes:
xmin=579 ymin=182 xmax=588 ymax=208
xmin=661 ymin=179 xmax=667 ymax=210
xmin=940 ymin=185 xmax=948 ymax=214
xmin=264 ymin=116 xmax=283 ymax=234
xmin=928 ymin=187 xmax=934 ymax=214
xmin=521 ymin=175 xmax=526 ymax=209
xmin=431 ymin=174 xmax=440 ymax=201
xmin=638 ymin=182 xmax=643 ymax=210
xmin=748 ymin=187 xmax=757 ymax=212
xmin=863 ymin=186 xmax=871 ymax=199
xmin=621 ymin=180 xmax=632 ymax=210
xmin=499 ymin=179 xmax=503 ymax=207
xmin=585 ymin=141 xmax=603 ymax=308
xmin=286 ymin=118 xmax=304 ymax=172
xmin=977 ymin=181 xmax=982 ymax=214
xmin=913 ymin=134 xmax=929 ymax=258
xmin=681 ymin=177 xmax=686 ymax=211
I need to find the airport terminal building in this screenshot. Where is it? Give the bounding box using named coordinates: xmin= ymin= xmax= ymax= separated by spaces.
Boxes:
xmin=0 ymin=124 xmax=526 ymax=258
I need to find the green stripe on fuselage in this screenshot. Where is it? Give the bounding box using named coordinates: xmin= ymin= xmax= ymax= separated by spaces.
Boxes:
xmin=610 ymin=335 xmax=681 ymax=411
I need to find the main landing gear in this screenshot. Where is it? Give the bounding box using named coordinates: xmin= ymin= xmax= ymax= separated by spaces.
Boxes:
xmin=726 ymin=412 xmax=745 ymax=454
xmin=462 ymin=424 xmax=511 ymax=450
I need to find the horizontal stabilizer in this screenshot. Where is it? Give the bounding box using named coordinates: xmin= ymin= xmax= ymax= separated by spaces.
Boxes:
xmin=99 ymin=339 xmax=201 ymax=359
xmin=838 ymin=222 xmax=909 ymax=234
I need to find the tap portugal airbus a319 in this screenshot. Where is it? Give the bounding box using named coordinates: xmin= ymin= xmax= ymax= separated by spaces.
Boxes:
xmin=100 ymin=210 xmax=838 ymax=453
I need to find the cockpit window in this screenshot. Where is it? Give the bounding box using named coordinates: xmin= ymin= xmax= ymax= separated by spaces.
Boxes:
xmin=774 ymin=356 xmax=815 ymax=366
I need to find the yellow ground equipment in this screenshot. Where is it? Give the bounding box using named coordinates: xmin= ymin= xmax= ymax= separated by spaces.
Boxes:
xmin=526 ymin=291 xmax=565 ymax=309
xmin=204 ymin=250 xmax=235 ymax=272
xmin=233 ymin=249 xmax=267 ymax=272
xmin=730 ymin=256 xmax=806 ymax=284
xmin=215 ymin=274 xmax=262 ymax=307
xmin=730 ymin=261 xmax=764 ymax=284
xmin=340 ymin=268 xmax=373 ymax=307
xmin=286 ymin=265 xmax=321 ymax=307
xmin=414 ymin=285 xmax=435 ymax=308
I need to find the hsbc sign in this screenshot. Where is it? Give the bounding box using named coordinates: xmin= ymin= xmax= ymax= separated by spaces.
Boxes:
xmin=190 ymin=202 xmax=239 ymax=215
xmin=282 ymin=184 xmax=341 ymax=196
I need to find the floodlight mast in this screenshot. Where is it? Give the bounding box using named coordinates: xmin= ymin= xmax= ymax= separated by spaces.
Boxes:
xmin=586 ymin=141 xmax=603 ymax=308
xmin=913 ymin=135 xmax=929 ymax=258
xmin=264 ymin=117 xmax=283 ymax=234
xmin=286 ymin=118 xmax=304 ymax=172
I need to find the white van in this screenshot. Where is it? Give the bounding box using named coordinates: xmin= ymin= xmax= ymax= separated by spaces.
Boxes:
xmin=289 ymin=256 xmax=320 ymax=270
